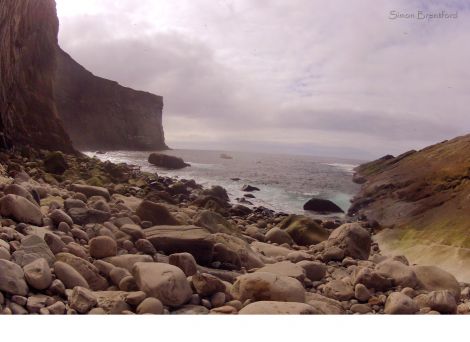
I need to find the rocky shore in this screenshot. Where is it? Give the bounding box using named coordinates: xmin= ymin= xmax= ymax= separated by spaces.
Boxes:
xmin=0 ymin=148 xmax=468 ymax=315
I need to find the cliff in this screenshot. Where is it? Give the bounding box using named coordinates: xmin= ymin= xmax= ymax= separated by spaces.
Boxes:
xmin=350 ymin=134 xmax=470 ymax=280
xmin=54 ymin=48 xmax=168 ymax=151
xmin=0 ymin=0 xmax=74 ymax=152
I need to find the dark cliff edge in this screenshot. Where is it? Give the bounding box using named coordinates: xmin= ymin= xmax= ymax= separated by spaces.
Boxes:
xmin=55 ymin=48 xmax=168 ymax=151
xmin=349 ymin=134 xmax=470 ymax=280
xmin=0 ymin=0 xmax=74 ymax=153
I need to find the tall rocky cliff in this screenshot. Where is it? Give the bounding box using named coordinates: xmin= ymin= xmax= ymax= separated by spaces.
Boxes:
xmin=55 ymin=49 xmax=168 ymax=151
xmin=350 ymin=134 xmax=470 ymax=280
xmin=0 ymin=0 xmax=74 ymax=152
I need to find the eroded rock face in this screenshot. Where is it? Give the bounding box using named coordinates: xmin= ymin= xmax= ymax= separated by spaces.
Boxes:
xmin=55 ymin=49 xmax=167 ymax=151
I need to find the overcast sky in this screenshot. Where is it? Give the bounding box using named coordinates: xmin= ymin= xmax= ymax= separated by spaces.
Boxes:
xmin=55 ymin=0 xmax=470 ymax=160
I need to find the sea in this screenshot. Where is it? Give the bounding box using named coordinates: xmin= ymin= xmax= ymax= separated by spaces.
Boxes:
xmin=85 ymin=149 xmax=363 ymax=218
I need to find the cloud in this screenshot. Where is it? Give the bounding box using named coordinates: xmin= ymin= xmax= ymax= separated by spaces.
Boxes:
xmin=56 ymin=0 xmax=470 ymax=159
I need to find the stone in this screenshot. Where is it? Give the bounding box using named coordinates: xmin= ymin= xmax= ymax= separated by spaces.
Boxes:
xmin=210 ymin=292 xmax=226 ymax=308
xmin=375 ymin=260 xmax=418 ymax=288
xmin=54 ymin=261 xmax=89 ymax=289
xmin=231 ymin=272 xmax=305 ymax=303
xmin=44 ymin=232 xmax=67 ymax=255
xmin=321 ymin=246 xmax=345 ymax=262
xmin=354 ymin=283 xmax=372 ymax=302
xmin=192 ymin=273 xmax=226 ymax=297
xmin=120 ymin=224 xmax=145 ymax=240
xmin=171 ymin=305 xmax=210 ymax=315
xmin=47 ymin=301 xmax=66 ymax=314
xmin=265 ymin=227 xmax=294 ymax=245
xmin=0 ymin=247 xmax=10 ymax=260
xmin=69 ymin=286 xmax=97 ymax=314
xmin=148 ymin=153 xmax=190 ymax=169
xmin=286 ymin=251 xmax=313 ymax=263
xmin=296 ymin=261 xmax=327 ymax=281
xmin=251 ymin=241 xmax=292 ymax=258
xmin=93 ymin=291 xmax=130 ymax=314
xmin=0 ymin=194 xmax=43 ymax=225
xmin=305 ymin=293 xmax=345 ymax=314
xmin=240 ymin=301 xmax=318 ymax=314
xmin=353 ymin=267 xmax=393 ymax=291
xmin=255 ymin=261 xmax=305 ymax=281
xmin=135 ymin=200 xmax=180 ymax=225
xmin=135 ymin=239 xmax=157 ymax=255
xmin=26 ymin=294 xmax=48 ymax=313
xmin=210 ymin=305 xmax=237 ymax=314
xmin=56 ymin=253 xmax=108 ymax=290
xmin=426 ymin=290 xmax=457 ymax=314
xmin=68 ymin=208 xmax=111 ymax=225
xmin=12 ymin=235 xmax=55 ymax=267
xmin=125 ymin=291 xmax=147 ymax=306
xmin=49 ymin=279 xmax=66 ymax=296
xmin=109 ymin=267 xmax=132 ymax=286
xmin=384 ymin=292 xmax=418 ymax=314
xmin=326 ymin=223 xmax=371 ymax=260
xmin=44 ymin=151 xmax=68 ymax=175
xmin=413 ymin=265 xmax=461 ymax=300
xmin=119 ymin=276 xmax=138 ymax=291
xmin=241 ymin=184 xmax=260 ymax=192
xmin=136 ymin=297 xmax=164 ymax=314
xmin=169 ymin=252 xmax=198 ymax=276
xmin=202 ymin=186 xmax=229 ymax=202
xmin=89 ymin=236 xmax=117 ymax=259
xmin=133 ymin=262 xmax=192 ymax=306
xmin=323 ymin=280 xmax=354 ymax=301
xmin=104 ymin=254 xmax=153 ymax=272
xmin=49 ymin=209 xmax=73 ymax=227
xmin=4 ymin=184 xmax=36 ymax=203
xmin=194 ymin=210 xmax=239 ymax=235
xmin=278 ymin=215 xmax=330 ymax=246
xmin=70 ymin=184 xmax=110 ymax=200
xmin=0 ymin=259 xmax=29 ymax=295
xmin=64 ymin=198 xmax=87 ymax=211
xmin=303 ymin=198 xmax=344 ymax=213
xmin=351 ymin=303 xmax=372 ymax=314
xmin=23 ymin=258 xmax=52 ymax=290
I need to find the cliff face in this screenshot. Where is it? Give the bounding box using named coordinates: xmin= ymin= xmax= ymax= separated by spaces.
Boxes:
xmin=0 ymin=0 xmax=74 ymax=152
xmin=350 ymin=134 xmax=470 ymax=280
xmin=55 ymin=49 xmax=168 ymax=151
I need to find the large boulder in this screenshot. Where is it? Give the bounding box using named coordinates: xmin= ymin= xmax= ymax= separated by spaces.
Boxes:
xmin=325 ymin=223 xmax=371 ymax=260
xmin=413 ymin=265 xmax=460 ymax=300
xmin=12 ymin=235 xmax=55 ymax=267
xmin=70 ymin=184 xmax=110 ymax=200
xmin=278 ymin=215 xmax=330 ymax=246
xmin=303 ymin=198 xmax=344 ymax=213
xmin=148 ymin=153 xmax=190 ymax=169
xmin=133 ymin=262 xmax=192 ymax=306
xmin=4 ymin=184 xmax=36 ymax=204
xmin=375 ymin=260 xmax=418 ymax=288
xmin=194 ymin=210 xmax=239 ymax=235
xmin=240 ymin=301 xmax=318 ymax=314
xmin=136 ymin=200 xmax=180 ymax=225
xmin=231 ymin=272 xmax=305 ymax=303
xmin=0 ymin=259 xmax=29 ymax=295
xmin=384 ymin=292 xmax=418 ymax=314
xmin=0 ymin=194 xmax=43 ymax=225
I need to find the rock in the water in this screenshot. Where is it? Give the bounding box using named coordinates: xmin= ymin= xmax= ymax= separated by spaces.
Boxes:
xmin=426 ymin=290 xmax=457 ymax=314
xmin=303 ymin=198 xmax=344 ymax=213
xmin=169 ymin=252 xmax=198 ymax=276
xmin=0 ymin=194 xmax=43 ymax=225
xmin=0 ymin=259 xmax=29 ymax=295
xmin=296 ymin=260 xmax=327 ymax=281
xmin=70 ymin=184 xmax=110 ymax=200
xmin=23 ymin=258 xmax=52 ymax=290
xmin=148 ymin=153 xmax=190 ymax=169
xmin=240 ymin=301 xmax=318 ymax=314
xmin=241 ymin=184 xmax=260 ymax=192
xmin=202 ymin=186 xmax=229 ymax=202
xmin=278 ymin=215 xmax=329 ymax=246
xmin=69 ymin=286 xmax=97 ymax=314
xmin=12 ymin=235 xmax=55 ymax=267
xmin=135 ymin=200 xmax=180 ymax=225
xmin=89 ymin=236 xmax=117 ymax=259
xmin=384 ymin=292 xmax=418 ymax=314
xmin=413 ymin=265 xmax=460 ymax=300
xmin=326 ymin=223 xmax=371 ymax=260
xmin=137 ymin=297 xmax=164 ymax=314
xmin=255 ymin=261 xmax=305 ymax=281
xmin=375 ymin=259 xmax=418 ymax=288
xmin=54 ymin=261 xmax=89 ymax=289
xmin=265 ymin=227 xmax=294 ymax=245
xmin=44 ymin=151 xmax=68 ymax=175
xmin=133 ymin=262 xmax=192 ymax=306
xmin=231 ymin=272 xmax=305 ymax=303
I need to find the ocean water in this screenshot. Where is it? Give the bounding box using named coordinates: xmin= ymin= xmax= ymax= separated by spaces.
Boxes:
xmin=86 ymin=149 xmax=362 ymax=217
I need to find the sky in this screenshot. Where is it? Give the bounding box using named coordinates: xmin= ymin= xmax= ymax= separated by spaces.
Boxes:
xmin=55 ymin=0 xmax=470 ymax=160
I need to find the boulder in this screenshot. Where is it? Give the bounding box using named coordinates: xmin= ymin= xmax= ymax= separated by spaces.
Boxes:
xmin=137 ymin=297 xmax=164 ymax=314
xmin=43 ymin=151 xmax=68 ymax=175
xmin=49 ymin=209 xmax=73 ymax=227
xmin=93 ymin=291 xmax=131 ymax=314
xmin=265 ymin=227 xmax=294 ymax=245
xmin=384 ymin=292 xmax=418 ymax=314
xmin=70 ymin=184 xmax=110 ymax=200
xmin=4 ymin=184 xmax=35 ymax=204
xmin=426 ymin=290 xmax=457 ymax=314
xmin=375 ymin=260 xmax=418 ymax=288
xmin=255 ymin=261 xmax=305 ymax=281
xmin=353 ymin=267 xmax=393 ymax=291
xmin=104 ymin=254 xmax=153 ymax=272
xmin=0 ymin=259 xmax=29 ymax=295
xmin=296 ymin=260 xmax=327 ymax=281
xmin=120 ymin=224 xmax=145 ymax=240
xmin=169 ymin=253 xmax=198 ymax=276
xmin=0 ymin=194 xmax=43 ymax=225
xmin=69 ymin=286 xmax=97 ymax=313
xmin=241 ymin=184 xmax=260 ymax=192
xmin=305 ymin=293 xmax=345 ymax=314
xmin=133 ymin=262 xmax=192 ymax=306
xmin=194 ymin=210 xmax=239 ymax=235
xmin=251 ymin=241 xmax=292 ymax=258
xmin=191 ymin=273 xmax=226 ymax=297
xmin=89 ymin=236 xmax=117 ymax=259
xmin=326 ymin=223 xmax=371 ymax=260
xmin=303 ymin=198 xmax=344 ymax=213
xmin=323 ymin=280 xmax=354 ymax=301
xmin=239 ymin=301 xmax=318 ymax=314
xmin=53 ymin=261 xmax=89 ymax=289
xmin=56 ymin=253 xmax=108 ymax=290
xmin=44 ymin=232 xmax=67 ymax=254
xmin=23 ymin=258 xmax=52 ymax=290
xmin=231 ymin=272 xmax=305 ymax=303
xmin=148 ymin=153 xmax=190 ymax=169
xmin=12 ymin=235 xmax=55 ymax=267
xmin=68 ymin=207 xmax=111 ymax=225
xmin=202 ymin=186 xmax=229 ymax=202
xmin=135 ymin=200 xmax=180 ymax=225
xmin=413 ymin=265 xmax=460 ymax=300
xmin=278 ymin=215 xmax=329 ymax=246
